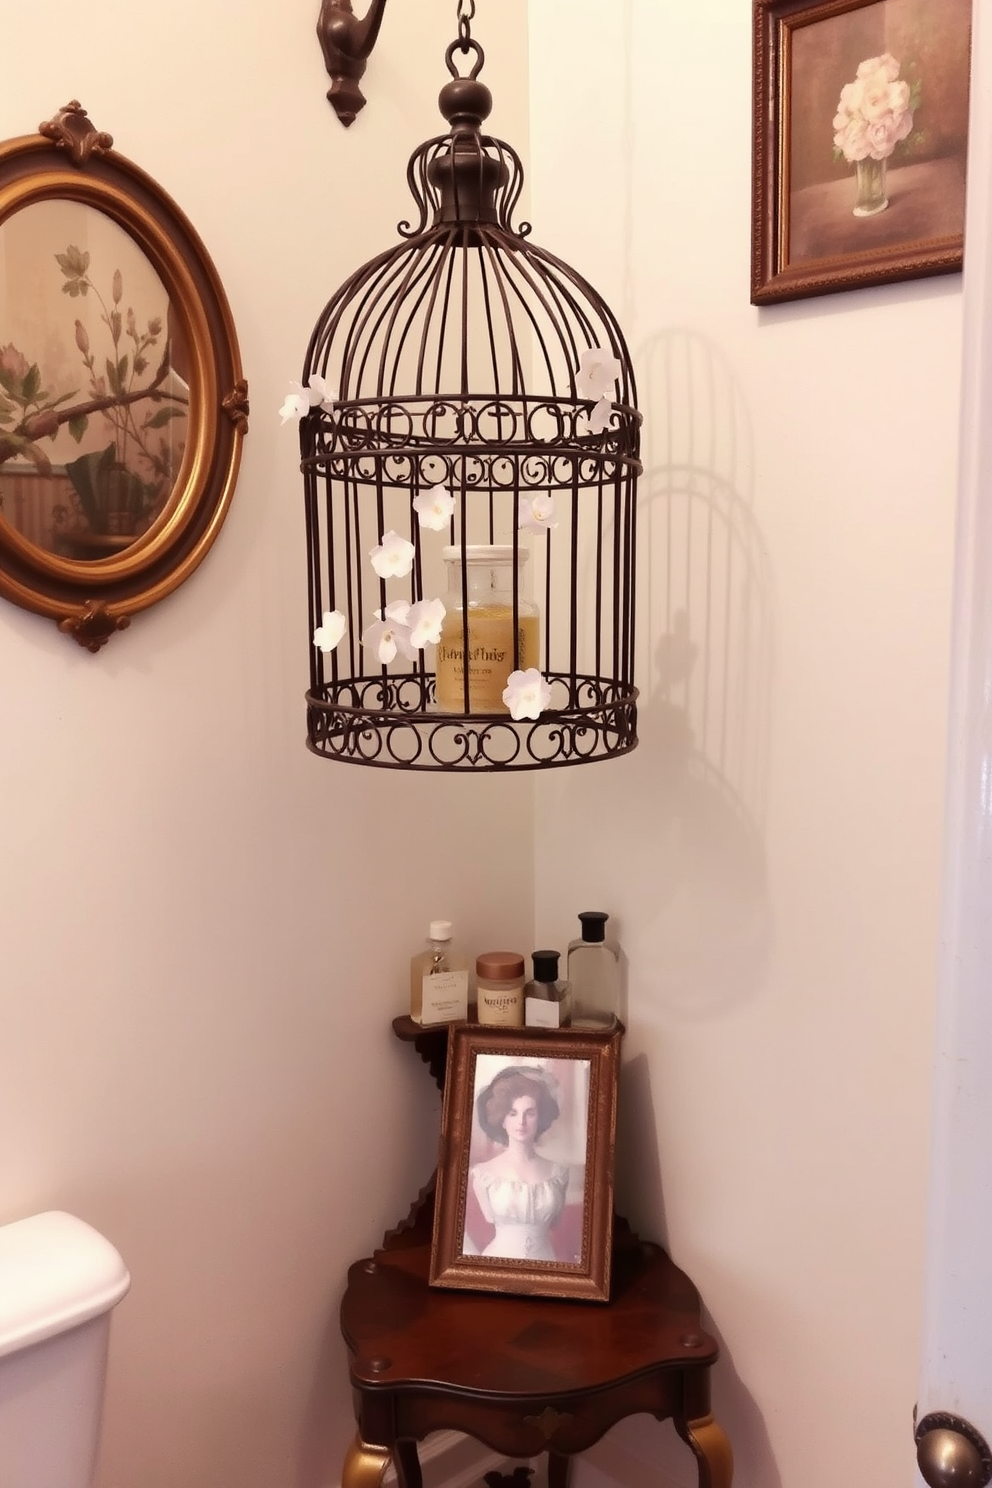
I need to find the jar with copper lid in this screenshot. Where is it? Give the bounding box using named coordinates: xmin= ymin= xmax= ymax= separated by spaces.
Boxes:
xmin=475 ymin=951 xmax=525 ymax=1027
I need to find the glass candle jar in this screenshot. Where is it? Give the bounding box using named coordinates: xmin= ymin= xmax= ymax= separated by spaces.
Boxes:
xmin=434 ymin=545 xmax=540 ymax=714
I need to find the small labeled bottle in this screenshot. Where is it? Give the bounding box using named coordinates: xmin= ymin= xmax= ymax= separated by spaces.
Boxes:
xmin=434 ymin=545 xmax=540 ymax=714
xmin=410 ymin=921 xmax=469 ymax=1026
xmin=476 ymin=951 xmax=525 ymax=1027
xmin=566 ymin=911 xmax=620 ymax=1028
xmin=524 ymin=950 xmax=572 ymax=1028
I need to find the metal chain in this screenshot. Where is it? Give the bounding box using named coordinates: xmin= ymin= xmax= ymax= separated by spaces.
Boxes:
xmin=457 ymin=0 xmax=476 ymax=49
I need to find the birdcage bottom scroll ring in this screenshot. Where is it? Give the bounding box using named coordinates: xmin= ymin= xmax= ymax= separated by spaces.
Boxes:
xmin=305 ymin=673 xmax=638 ymax=771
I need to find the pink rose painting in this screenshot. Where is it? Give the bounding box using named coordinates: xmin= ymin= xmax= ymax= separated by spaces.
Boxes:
xmin=832 ymin=52 xmax=917 ymax=216
xmin=752 ymin=0 xmax=971 ymax=302
xmin=833 ymin=54 xmax=914 ymax=162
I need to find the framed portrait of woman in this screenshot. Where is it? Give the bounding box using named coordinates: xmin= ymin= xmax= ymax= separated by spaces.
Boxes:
xmin=430 ymin=1024 xmax=622 ymax=1301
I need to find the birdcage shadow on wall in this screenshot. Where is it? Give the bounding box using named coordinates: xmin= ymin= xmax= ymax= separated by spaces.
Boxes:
xmin=295 ymin=31 xmax=641 ymax=771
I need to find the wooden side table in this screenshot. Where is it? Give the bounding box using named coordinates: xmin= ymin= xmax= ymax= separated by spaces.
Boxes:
xmin=338 ymin=1021 xmax=733 ymax=1488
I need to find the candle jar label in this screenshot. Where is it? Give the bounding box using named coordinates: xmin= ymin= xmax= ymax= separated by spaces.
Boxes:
xmin=435 ymin=610 xmax=539 ymax=713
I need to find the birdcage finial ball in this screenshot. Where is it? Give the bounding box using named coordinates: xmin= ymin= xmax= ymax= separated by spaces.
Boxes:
xmin=438 ymin=75 xmax=492 ymax=131
xmin=438 ymin=36 xmax=491 ymax=132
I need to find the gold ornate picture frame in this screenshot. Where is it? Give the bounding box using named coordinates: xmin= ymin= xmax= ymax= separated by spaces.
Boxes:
xmin=0 ymin=102 xmax=248 ymax=649
xmin=752 ymin=0 xmax=971 ymax=305
xmin=430 ymin=1023 xmax=621 ymax=1302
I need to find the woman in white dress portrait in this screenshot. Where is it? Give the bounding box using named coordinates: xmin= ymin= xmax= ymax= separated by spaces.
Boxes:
xmin=465 ymin=1066 xmax=570 ymax=1261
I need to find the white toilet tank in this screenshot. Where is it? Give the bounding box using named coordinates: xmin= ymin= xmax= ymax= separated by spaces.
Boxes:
xmin=0 ymin=1211 xmax=130 ymax=1488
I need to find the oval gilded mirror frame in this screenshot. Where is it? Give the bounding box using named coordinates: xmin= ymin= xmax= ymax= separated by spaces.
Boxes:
xmin=0 ymin=102 xmax=248 ymax=651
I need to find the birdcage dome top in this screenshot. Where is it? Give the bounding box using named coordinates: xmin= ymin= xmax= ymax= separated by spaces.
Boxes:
xmin=301 ymin=45 xmax=640 ymax=491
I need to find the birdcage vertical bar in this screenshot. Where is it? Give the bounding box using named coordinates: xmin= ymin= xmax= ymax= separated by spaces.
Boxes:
xmin=304 ymin=456 xmax=322 ymax=694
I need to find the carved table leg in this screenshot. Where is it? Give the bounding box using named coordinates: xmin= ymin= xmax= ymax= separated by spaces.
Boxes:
xmin=547 ymin=1451 xmax=572 ymax=1488
xmin=394 ymin=1439 xmax=423 ymax=1488
xmin=342 ymin=1435 xmax=393 ymax=1488
xmin=676 ymin=1413 xmax=734 ymax=1488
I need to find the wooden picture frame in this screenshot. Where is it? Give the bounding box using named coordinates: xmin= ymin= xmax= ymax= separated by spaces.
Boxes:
xmin=751 ymin=0 xmax=971 ymax=304
xmin=430 ymin=1023 xmax=622 ymax=1302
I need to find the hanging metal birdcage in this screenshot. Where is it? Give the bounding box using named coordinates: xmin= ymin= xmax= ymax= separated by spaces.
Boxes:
xmin=298 ymin=13 xmax=641 ymax=771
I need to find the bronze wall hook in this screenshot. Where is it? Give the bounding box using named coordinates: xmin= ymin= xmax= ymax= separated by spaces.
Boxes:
xmin=316 ymin=0 xmax=389 ymax=126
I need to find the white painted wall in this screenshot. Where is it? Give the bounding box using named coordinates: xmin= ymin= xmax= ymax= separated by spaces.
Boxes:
xmin=530 ymin=3 xmax=960 ymax=1486
xmin=0 ymin=5 xmax=531 ymax=1488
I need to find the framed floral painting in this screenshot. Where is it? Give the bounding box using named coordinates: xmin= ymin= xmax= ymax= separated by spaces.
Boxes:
xmin=430 ymin=1023 xmax=622 ymax=1301
xmin=751 ymin=0 xmax=972 ymax=304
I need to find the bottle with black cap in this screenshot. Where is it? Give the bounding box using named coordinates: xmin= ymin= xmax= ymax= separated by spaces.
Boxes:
xmin=566 ymin=911 xmax=620 ymax=1028
xmin=524 ymin=950 xmax=572 ymax=1028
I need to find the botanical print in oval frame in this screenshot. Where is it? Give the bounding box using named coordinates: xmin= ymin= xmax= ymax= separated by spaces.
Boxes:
xmin=0 ymin=102 xmax=247 ymax=651
xmin=0 ymin=199 xmax=190 ymax=560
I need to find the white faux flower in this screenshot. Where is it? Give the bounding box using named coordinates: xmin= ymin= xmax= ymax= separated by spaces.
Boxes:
xmin=575 ymin=346 xmax=622 ymax=401
xmin=519 ymin=494 xmax=558 ymax=533
xmin=362 ymin=601 xmax=416 ymax=664
xmin=577 ymin=397 xmax=613 ymax=437
xmin=369 ymin=530 xmax=416 ymax=580
xmin=502 ymin=668 xmax=552 ymax=720
xmin=407 ymin=597 xmax=446 ymax=649
xmin=413 ymin=483 xmax=455 ymax=531
xmin=307 ymin=374 xmax=337 ymax=413
xmin=278 ymin=375 xmax=338 ymax=424
xmin=312 ymin=609 xmax=346 ymax=653
xmin=279 ymin=385 xmax=310 ymax=424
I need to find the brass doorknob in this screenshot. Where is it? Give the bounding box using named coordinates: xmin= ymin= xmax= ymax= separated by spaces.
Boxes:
xmin=916 ymin=1412 xmax=992 ymax=1487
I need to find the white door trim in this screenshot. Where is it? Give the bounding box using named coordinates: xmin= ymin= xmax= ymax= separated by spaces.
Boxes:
xmin=916 ymin=0 xmax=992 ymax=1472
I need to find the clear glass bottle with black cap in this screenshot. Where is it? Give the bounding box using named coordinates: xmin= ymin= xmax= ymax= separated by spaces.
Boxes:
xmin=566 ymin=911 xmax=620 ymax=1028
xmin=524 ymin=950 xmax=572 ymax=1028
